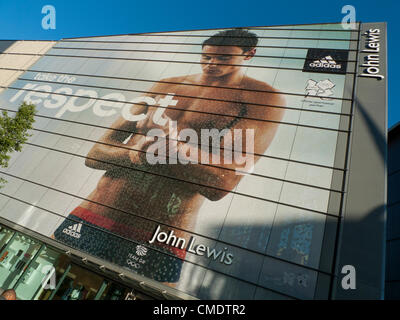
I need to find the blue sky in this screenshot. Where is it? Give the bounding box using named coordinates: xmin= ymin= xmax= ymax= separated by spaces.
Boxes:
xmin=0 ymin=0 xmax=398 ymax=127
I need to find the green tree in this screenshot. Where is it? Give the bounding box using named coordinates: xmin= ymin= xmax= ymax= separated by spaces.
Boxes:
xmin=0 ymin=102 xmax=36 ymax=186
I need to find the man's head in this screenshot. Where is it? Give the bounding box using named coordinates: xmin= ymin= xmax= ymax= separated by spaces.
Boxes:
xmin=0 ymin=289 xmax=17 ymax=300
xmin=201 ymin=29 xmax=258 ymax=77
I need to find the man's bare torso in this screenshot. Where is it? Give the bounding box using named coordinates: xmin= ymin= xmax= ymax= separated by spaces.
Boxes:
xmin=79 ymin=74 xmax=284 ymax=232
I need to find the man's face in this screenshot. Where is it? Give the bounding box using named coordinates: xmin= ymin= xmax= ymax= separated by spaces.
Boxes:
xmin=200 ymin=45 xmax=254 ymax=77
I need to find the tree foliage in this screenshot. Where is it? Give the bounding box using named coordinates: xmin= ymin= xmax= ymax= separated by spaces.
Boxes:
xmin=0 ymin=102 xmax=36 ymax=186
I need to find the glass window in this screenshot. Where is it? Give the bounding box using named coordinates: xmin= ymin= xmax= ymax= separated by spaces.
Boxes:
xmin=14 ymin=246 xmax=60 ymax=300
xmin=98 ymin=281 xmax=131 ymax=300
xmin=50 ymin=263 xmax=105 ymax=300
xmin=0 ymin=233 xmax=41 ymax=290
xmin=0 ymin=227 xmax=14 ymax=253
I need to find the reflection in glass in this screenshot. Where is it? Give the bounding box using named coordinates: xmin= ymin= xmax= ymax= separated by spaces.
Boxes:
xmin=0 ymin=233 xmax=41 ymax=290
xmin=0 ymin=227 xmax=14 ymax=254
xmin=14 ymin=246 xmax=60 ymax=300
xmin=50 ymin=260 xmax=104 ymax=300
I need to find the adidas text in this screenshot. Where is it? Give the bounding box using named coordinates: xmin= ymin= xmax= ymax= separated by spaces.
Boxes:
xmin=62 ymin=223 xmax=82 ymax=239
xmin=62 ymin=228 xmax=81 ymax=238
xmin=309 ymin=62 xmax=341 ymax=69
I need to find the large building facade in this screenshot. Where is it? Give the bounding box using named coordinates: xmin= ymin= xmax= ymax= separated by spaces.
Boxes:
xmin=0 ymin=22 xmax=387 ymax=300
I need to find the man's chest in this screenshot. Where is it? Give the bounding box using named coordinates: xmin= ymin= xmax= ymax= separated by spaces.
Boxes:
xmin=165 ymin=86 xmax=246 ymax=130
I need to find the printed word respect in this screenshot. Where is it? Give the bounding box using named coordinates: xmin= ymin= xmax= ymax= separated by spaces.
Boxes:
xmin=11 ymin=81 xmax=255 ymax=175
xmin=10 ymin=82 xmax=176 ymax=120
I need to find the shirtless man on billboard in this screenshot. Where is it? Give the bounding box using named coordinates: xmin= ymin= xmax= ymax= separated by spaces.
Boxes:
xmin=54 ymin=29 xmax=285 ymax=283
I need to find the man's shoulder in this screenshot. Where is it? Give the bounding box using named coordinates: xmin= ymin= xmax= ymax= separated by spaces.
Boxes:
xmin=241 ymin=76 xmax=279 ymax=93
xmin=159 ymin=75 xmax=196 ymax=85
xmin=152 ymin=75 xmax=197 ymax=93
xmin=148 ymin=76 xmax=183 ymax=95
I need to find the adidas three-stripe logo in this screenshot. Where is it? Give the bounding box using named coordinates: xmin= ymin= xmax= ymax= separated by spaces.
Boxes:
xmin=309 ymin=56 xmax=342 ymax=69
xmin=62 ymin=223 xmax=82 ymax=239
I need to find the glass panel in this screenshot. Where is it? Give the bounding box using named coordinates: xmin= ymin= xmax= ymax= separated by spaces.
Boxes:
xmin=0 ymin=233 xmax=41 ymax=290
xmin=14 ymin=246 xmax=60 ymax=300
xmin=50 ymin=263 xmax=105 ymax=300
xmin=99 ymin=282 xmax=131 ymax=300
xmin=0 ymin=226 xmax=15 ymax=254
xmin=42 ymin=254 xmax=71 ymax=300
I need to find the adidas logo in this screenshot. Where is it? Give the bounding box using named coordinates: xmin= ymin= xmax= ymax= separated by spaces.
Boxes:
xmin=62 ymin=223 xmax=82 ymax=239
xmin=309 ymin=56 xmax=341 ymax=69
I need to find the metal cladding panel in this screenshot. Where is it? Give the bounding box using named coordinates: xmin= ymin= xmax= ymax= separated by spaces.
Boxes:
xmin=332 ymin=22 xmax=387 ymax=299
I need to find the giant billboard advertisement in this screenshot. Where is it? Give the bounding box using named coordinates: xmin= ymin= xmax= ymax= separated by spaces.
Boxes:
xmin=0 ymin=24 xmax=358 ymax=299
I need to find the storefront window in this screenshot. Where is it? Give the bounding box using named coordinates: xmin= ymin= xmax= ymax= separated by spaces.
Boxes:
xmin=0 ymin=227 xmax=15 ymax=256
xmin=50 ymin=262 xmax=106 ymax=300
xmin=0 ymin=225 xmax=140 ymax=300
xmin=0 ymin=232 xmax=41 ymax=290
xmin=38 ymin=252 xmax=71 ymax=300
xmin=98 ymin=282 xmax=131 ymax=300
xmin=14 ymin=246 xmax=60 ymax=300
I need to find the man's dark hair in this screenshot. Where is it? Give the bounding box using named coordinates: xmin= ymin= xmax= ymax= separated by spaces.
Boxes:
xmin=202 ymin=29 xmax=258 ymax=53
